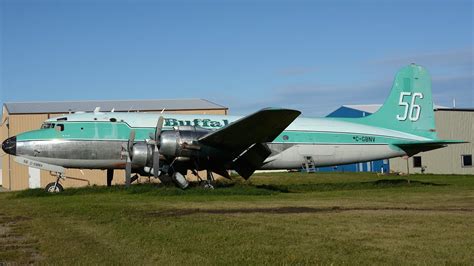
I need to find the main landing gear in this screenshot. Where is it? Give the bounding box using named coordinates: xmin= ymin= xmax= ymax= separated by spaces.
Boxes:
xmin=191 ymin=169 xmax=215 ymax=189
xmin=108 ymin=169 xmax=140 ymax=188
xmin=171 ymin=171 xmax=189 ymax=189
xmin=204 ymin=171 xmax=215 ymax=189
xmin=107 ymin=169 xmax=114 ymax=187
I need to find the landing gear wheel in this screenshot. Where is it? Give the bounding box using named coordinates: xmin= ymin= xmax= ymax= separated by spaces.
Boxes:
xmin=203 ymin=182 xmax=214 ymax=189
xmin=172 ymin=172 xmax=189 ymax=189
xmin=45 ymin=182 xmax=64 ymax=193
xmin=203 ymin=170 xmax=215 ymax=189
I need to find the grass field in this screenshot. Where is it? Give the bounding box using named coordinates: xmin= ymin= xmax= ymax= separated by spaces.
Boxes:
xmin=1 ymin=172 xmax=473 ymax=265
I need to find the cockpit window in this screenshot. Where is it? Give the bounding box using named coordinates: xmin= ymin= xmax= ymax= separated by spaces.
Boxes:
xmin=41 ymin=123 xmax=55 ymax=129
xmin=55 ymin=124 xmax=65 ymax=132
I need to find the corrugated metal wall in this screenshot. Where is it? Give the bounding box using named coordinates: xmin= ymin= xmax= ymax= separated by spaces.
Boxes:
xmin=1 ymin=107 xmax=8 ymax=186
xmin=1 ymin=109 xmax=227 ymax=191
xmin=390 ymin=110 xmax=474 ymax=174
xmin=2 ymin=114 xmax=49 ymax=190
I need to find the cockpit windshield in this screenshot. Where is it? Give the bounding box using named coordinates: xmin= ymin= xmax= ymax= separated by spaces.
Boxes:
xmin=41 ymin=123 xmax=55 ymax=129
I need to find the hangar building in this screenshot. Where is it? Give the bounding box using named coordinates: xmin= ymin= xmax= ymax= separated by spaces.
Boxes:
xmin=323 ymin=105 xmax=390 ymax=173
xmin=323 ymin=105 xmax=473 ymax=175
xmin=390 ymin=108 xmax=473 ymax=175
xmin=0 ymin=99 xmax=228 ymax=191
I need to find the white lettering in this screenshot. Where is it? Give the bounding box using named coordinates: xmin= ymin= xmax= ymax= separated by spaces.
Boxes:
xmin=396 ymin=92 xmax=423 ymax=122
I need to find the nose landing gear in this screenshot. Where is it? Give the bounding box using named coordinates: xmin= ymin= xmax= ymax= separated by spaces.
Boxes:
xmin=45 ymin=182 xmax=64 ymax=193
xmin=45 ymin=173 xmax=65 ymax=193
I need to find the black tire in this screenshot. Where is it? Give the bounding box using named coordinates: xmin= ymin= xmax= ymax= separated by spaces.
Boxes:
xmin=45 ymin=182 xmax=64 ymax=193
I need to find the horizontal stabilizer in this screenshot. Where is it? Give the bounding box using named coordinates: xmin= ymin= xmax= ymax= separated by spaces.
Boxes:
xmin=393 ymin=140 xmax=467 ymax=154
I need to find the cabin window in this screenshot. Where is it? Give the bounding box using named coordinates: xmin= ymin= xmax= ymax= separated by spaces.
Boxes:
xmin=413 ymin=156 xmax=422 ymax=168
xmin=55 ymin=124 xmax=65 ymax=132
xmin=282 ymin=135 xmax=289 ymax=141
xmin=462 ymin=155 xmax=472 ymax=167
xmin=110 ymin=118 xmax=117 ymax=122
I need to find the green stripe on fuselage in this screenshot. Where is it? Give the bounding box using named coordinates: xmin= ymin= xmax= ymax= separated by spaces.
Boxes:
xmin=274 ymin=131 xmax=411 ymax=144
xmin=17 ymin=121 xmax=418 ymax=145
xmin=17 ymin=122 xmax=152 ymax=142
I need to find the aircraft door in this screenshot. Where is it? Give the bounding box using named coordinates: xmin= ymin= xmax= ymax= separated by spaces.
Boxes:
xmin=297 ymin=145 xmax=336 ymax=166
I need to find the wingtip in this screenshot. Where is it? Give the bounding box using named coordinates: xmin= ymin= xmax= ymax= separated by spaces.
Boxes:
xmin=261 ymin=107 xmax=301 ymax=115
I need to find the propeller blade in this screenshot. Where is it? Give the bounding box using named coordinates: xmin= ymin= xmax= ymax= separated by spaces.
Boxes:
xmin=153 ymin=146 xmax=160 ymax=179
xmin=125 ymin=156 xmax=132 ymax=187
xmin=155 ymin=116 xmax=164 ymax=143
xmin=128 ymin=130 xmax=136 ymax=155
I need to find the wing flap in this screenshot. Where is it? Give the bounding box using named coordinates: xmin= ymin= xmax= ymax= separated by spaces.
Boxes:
xmin=198 ymin=108 xmax=300 ymax=178
xmin=233 ymin=143 xmax=272 ymax=179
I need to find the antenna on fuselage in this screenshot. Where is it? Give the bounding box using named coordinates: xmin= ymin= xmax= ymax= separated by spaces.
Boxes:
xmin=93 ymin=107 xmax=101 ymax=113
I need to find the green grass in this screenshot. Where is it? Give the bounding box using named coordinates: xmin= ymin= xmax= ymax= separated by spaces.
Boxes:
xmin=0 ymin=172 xmax=473 ymax=265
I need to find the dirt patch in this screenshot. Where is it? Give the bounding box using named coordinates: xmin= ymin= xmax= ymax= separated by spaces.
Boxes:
xmin=146 ymin=206 xmax=474 ymax=217
xmin=0 ymin=213 xmax=41 ymax=264
xmin=372 ymin=179 xmax=446 ymax=186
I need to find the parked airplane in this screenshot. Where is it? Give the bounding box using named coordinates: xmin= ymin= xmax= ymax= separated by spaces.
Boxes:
xmin=2 ymin=64 xmax=463 ymax=192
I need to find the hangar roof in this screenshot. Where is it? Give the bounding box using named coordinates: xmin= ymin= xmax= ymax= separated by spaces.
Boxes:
xmin=436 ymin=108 xmax=474 ymax=112
xmin=3 ymin=99 xmax=227 ymax=114
xmin=343 ymin=104 xmax=382 ymax=114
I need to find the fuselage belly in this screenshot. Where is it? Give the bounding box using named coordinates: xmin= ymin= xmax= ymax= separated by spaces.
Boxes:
xmin=17 ymin=138 xmax=405 ymax=170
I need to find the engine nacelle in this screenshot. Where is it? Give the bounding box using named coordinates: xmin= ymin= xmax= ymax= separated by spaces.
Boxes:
xmin=159 ymin=126 xmax=211 ymax=158
xmin=131 ymin=142 xmax=152 ymax=167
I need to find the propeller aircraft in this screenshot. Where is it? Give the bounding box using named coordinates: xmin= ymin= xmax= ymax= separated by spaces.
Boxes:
xmin=1 ymin=64 xmax=464 ymax=192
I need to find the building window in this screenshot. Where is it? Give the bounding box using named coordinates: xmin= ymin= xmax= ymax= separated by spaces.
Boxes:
xmin=413 ymin=156 xmax=422 ymax=168
xmin=462 ymin=155 xmax=472 ymax=167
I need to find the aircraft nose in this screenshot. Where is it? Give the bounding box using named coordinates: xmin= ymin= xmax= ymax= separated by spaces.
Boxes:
xmin=2 ymin=136 xmax=16 ymax=156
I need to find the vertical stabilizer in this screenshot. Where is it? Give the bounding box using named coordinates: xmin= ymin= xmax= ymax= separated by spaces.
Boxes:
xmin=358 ymin=64 xmax=437 ymax=139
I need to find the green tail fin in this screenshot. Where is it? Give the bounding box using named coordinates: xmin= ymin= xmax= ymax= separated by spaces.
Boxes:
xmin=358 ymin=64 xmax=437 ymax=139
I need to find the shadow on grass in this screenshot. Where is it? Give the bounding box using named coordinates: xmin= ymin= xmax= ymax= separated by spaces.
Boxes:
xmin=12 ymin=181 xmax=277 ymax=198
xmin=146 ymin=205 xmax=473 ymax=217
xmin=12 ymin=178 xmax=447 ymax=198
xmin=255 ymin=179 xmax=448 ymax=193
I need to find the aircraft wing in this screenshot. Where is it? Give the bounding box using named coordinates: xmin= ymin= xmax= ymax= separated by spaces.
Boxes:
xmin=198 ymin=108 xmax=301 ymax=178
xmin=199 ymin=108 xmax=300 ymax=152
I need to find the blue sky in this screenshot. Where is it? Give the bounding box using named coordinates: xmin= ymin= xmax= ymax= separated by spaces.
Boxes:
xmin=1 ymin=0 xmax=472 ymax=116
